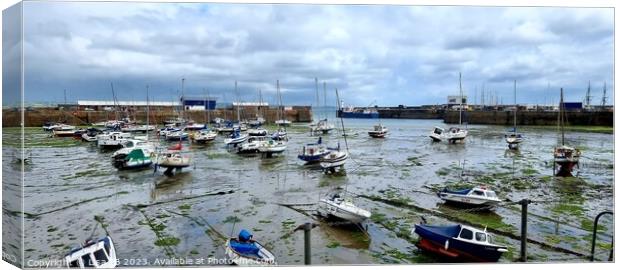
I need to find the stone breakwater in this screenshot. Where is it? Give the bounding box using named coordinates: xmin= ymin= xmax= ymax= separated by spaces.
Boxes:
xmin=2 ymin=107 xmax=313 ymax=127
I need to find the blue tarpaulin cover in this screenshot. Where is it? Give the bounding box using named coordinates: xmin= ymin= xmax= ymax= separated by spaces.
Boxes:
xmin=442 ymin=188 xmax=471 ymax=195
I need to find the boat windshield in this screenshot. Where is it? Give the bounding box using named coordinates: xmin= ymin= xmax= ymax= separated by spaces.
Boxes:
xmin=472 ymin=190 xmax=485 ymax=196
xmin=475 ymin=232 xmax=487 ymax=242
xmin=485 ymin=191 xmax=497 ymax=198
xmin=459 ymin=228 xmax=473 ymax=240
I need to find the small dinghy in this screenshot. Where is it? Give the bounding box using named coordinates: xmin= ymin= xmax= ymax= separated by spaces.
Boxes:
xmin=437 ymin=186 xmax=502 ymax=207
xmin=317 ymin=191 xmax=371 ymax=224
xmin=112 ymin=148 xmax=152 ymax=170
xmin=368 ymin=124 xmax=388 ymax=138
xmin=429 ymin=126 xmax=444 ymax=142
xmin=412 ymin=223 xmax=507 ymax=262
xmin=224 ymin=129 xmax=249 ymax=146
xmin=65 ymin=236 xmax=117 ymax=268
xmin=298 ymin=137 xmax=330 ymax=163
xmin=225 ymin=230 xmax=276 ymax=266
xmin=193 ymin=129 xmax=217 ymax=144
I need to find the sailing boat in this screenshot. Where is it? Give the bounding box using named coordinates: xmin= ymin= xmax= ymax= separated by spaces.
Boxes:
xmin=444 ymin=72 xmax=468 ymax=143
xmin=313 ymin=80 xmax=335 ymax=135
xmin=193 ymin=89 xmax=217 ymax=144
xmin=274 ymin=80 xmax=291 ymax=127
xmin=505 ymin=80 xmax=523 ymax=149
xmin=553 ymin=88 xmax=581 ymax=176
xmin=317 ymin=189 xmax=372 ymax=224
xmin=320 ymin=88 xmax=349 ymax=173
xmin=272 ymin=80 xmax=289 ymax=140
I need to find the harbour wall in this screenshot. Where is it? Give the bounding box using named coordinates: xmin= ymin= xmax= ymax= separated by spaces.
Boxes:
xmin=2 ymin=107 xmax=313 ymax=127
xmin=377 ymin=108 xmax=443 ymax=119
xmin=443 ymin=110 xmax=613 ymax=126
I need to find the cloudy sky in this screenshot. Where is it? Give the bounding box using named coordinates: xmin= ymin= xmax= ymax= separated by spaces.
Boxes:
xmin=7 ymin=1 xmax=615 ymax=106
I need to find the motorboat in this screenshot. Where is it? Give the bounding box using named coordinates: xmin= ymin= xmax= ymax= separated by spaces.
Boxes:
xmin=317 ymin=192 xmax=371 ymax=224
xmin=82 ymin=128 xmax=103 ymax=142
xmin=298 ymin=137 xmax=330 ymax=163
xmin=64 ymin=236 xmax=117 ymax=268
xmin=368 ymin=124 xmax=388 ymax=138
xmin=445 ymin=127 xmax=468 ymax=143
xmin=258 ymin=139 xmax=287 ymax=157
xmin=437 ymin=186 xmax=502 ymax=207
xmin=248 ymin=127 xmax=268 ymax=137
xmin=412 ymin=223 xmax=507 ymax=262
xmin=429 ymin=126 xmax=444 ymax=142
xmin=53 ymin=129 xmax=78 ymax=138
xmin=193 ymin=129 xmax=217 ymax=144
xmin=158 ymin=126 xmax=180 ymax=137
xmin=271 ymin=128 xmax=288 ymax=141
xmin=319 ymin=147 xmax=348 ymax=172
xmin=97 ymin=132 xmax=132 ymax=149
xmin=111 ymin=139 xmax=156 ymax=159
xmin=166 ymin=130 xmax=189 ymax=141
xmin=185 ymin=122 xmax=206 ymax=131
xmin=275 ymin=119 xmax=291 ymax=126
xmin=505 ymin=132 xmax=524 ymax=149
xmin=120 ymin=124 xmax=155 ymax=133
xmin=225 ymin=230 xmax=276 ymax=266
xmin=224 ymin=129 xmax=249 ymax=146
xmin=237 ymin=136 xmax=268 ymax=154
xmin=112 ymin=148 xmax=153 ymax=170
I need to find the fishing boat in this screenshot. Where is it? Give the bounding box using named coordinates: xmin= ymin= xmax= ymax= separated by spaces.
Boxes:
xmin=412 ymin=223 xmax=507 ymax=262
xmin=237 ymin=136 xmax=268 ymax=154
xmin=81 ymin=128 xmax=103 ymax=142
xmin=112 ymin=148 xmax=152 ymax=170
xmin=257 ymin=139 xmax=287 ymax=157
xmin=444 ymin=73 xmax=468 ymax=144
xmin=225 ymin=230 xmax=276 ymax=266
xmin=97 ymin=132 xmax=132 ymax=149
xmin=193 ymin=129 xmax=217 ymax=144
xmin=437 ymin=186 xmax=502 ymax=207
xmin=429 ymin=127 xmax=444 ymax=142
xmin=320 ymin=88 xmax=349 ymax=173
xmin=368 ymin=124 xmax=388 ymax=138
xmin=224 ymin=128 xmax=249 ymax=146
xmin=505 ymin=80 xmax=524 ymax=149
xmin=248 ymin=127 xmax=268 ymax=137
xmin=317 ymin=191 xmax=371 ymax=224
xmin=298 ymin=137 xmax=330 ymax=163
xmin=64 ymin=236 xmax=117 ymax=268
xmin=554 ymin=88 xmax=581 ymax=176
xmin=337 ymin=106 xmax=379 ymax=119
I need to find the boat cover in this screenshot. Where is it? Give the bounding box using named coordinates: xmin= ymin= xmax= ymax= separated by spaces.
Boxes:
xmin=239 ymin=229 xmax=253 ymax=242
xmin=127 ymin=149 xmax=147 ymax=160
xmin=418 ymin=224 xmax=461 ymax=238
xmin=442 ymin=188 xmax=471 ymax=195
xmin=230 ymin=240 xmax=260 ymax=255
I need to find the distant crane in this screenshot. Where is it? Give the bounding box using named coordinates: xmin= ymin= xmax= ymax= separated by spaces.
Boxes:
xmin=584 ymin=81 xmax=593 ymax=110
xmin=601 ymin=82 xmax=608 ymax=109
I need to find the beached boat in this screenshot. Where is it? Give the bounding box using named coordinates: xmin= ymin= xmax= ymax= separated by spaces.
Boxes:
xmin=554 ymin=88 xmax=581 ymax=176
xmin=120 ymin=124 xmax=155 ymax=133
xmin=237 ymin=136 xmax=268 ymax=154
xmin=429 ymin=126 xmax=444 ymax=142
xmin=155 ymin=145 xmax=191 ymax=174
xmin=257 ymin=139 xmax=287 ymax=157
xmin=97 ymin=132 xmax=132 ymax=149
xmin=505 ymin=80 xmax=524 ymax=149
xmin=320 ymin=148 xmax=349 ymax=171
xmin=81 ymin=128 xmax=103 ymax=142
xmin=158 ymin=126 xmax=180 ymax=137
xmin=368 ymin=124 xmax=388 ymax=138
xmin=412 ymin=223 xmax=507 ymax=262
xmin=317 ymin=192 xmax=371 ymax=224
xmin=225 ymin=230 xmax=276 ymax=266
xmin=53 ymin=129 xmax=78 ymax=137
xmin=437 ymin=186 xmax=502 ymax=207
xmin=166 ymin=130 xmax=189 ymax=141
xmin=64 ymin=236 xmax=117 ymax=268
xmin=298 ymin=137 xmax=330 ymax=163
xmin=275 ymin=119 xmax=291 ymax=126
xmin=445 ymin=73 xmax=468 ymax=144
xmin=112 ymin=139 xmax=156 ymax=158
xmin=224 ymin=129 xmax=249 ymax=146
xmin=185 ymin=122 xmax=206 ymax=131
xmin=248 ymin=127 xmax=268 ymax=137
xmin=271 ymin=128 xmax=288 ymax=141
xmin=193 ymin=129 xmax=217 ymax=144
xmin=112 ymin=148 xmax=152 ymax=170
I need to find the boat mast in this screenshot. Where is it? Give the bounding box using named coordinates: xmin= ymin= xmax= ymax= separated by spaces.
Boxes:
xmin=459 ymin=72 xmax=463 ymax=126
xmin=180 ymin=78 xmax=185 ymax=121
xmin=560 ymin=88 xmax=565 ymax=146
xmin=513 ymin=80 xmax=517 ymax=134
xmin=235 ymin=81 xmax=240 ymax=123
xmin=315 ymin=77 xmax=319 ymax=122
xmin=335 ymin=88 xmax=349 ymax=152
xmin=323 ymin=81 xmax=327 ymax=121
xmin=146 ymin=85 xmax=150 ymax=141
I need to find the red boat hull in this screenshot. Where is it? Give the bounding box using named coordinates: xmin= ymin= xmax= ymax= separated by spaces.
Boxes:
xmin=415 ymin=238 xmax=499 ymax=263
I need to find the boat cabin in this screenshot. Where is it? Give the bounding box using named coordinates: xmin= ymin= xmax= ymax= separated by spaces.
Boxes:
xmin=65 ymin=236 xmax=116 ymax=268
xmin=455 ymin=225 xmax=496 ymax=245
xmin=432 ymin=127 xmax=444 ymax=135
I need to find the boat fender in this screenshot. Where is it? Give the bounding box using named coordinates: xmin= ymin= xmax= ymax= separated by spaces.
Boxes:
xmin=444 ymin=240 xmax=449 ymax=250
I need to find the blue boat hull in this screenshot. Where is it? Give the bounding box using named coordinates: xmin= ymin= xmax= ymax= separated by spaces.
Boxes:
xmin=298 ymin=153 xmax=329 ymax=163
xmin=414 ymin=224 xmax=505 ymax=262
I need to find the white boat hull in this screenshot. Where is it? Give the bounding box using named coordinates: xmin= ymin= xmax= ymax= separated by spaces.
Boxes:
xmin=224 ymin=239 xmax=276 ymax=266
xmin=317 ymin=199 xmax=371 ymax=224
xmin=438 ymin=193 xmax=501 ymax=206
xmin=320 ymin=151 xmax=348 ymax=169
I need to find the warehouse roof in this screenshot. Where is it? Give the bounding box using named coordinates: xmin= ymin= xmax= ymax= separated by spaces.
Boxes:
xmin=77 ymin=100 xmax=180 ymax=106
